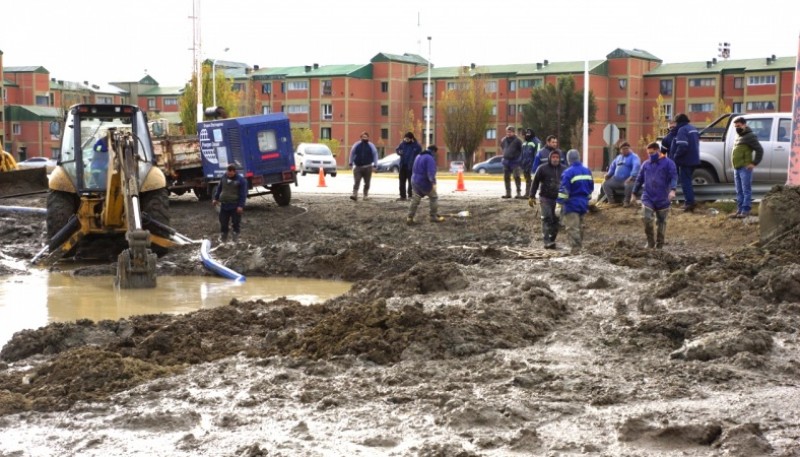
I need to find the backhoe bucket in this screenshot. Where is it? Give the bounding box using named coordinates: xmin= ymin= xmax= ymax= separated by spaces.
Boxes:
xmin=0 ymin=167 xmax=48 ymax=196
xmin=116 ymin=230 xmax=157 ymax=289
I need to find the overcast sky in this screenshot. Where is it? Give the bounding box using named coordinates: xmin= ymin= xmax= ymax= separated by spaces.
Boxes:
xmin=2 ymin=0 xmax=798 ymax=88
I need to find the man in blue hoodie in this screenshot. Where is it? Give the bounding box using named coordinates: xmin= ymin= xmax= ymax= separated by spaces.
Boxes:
xmin=395 ymin=132 xmax=422 ymax=201
xmin=558 ymin=149 xmax=594 ymax=254
xmin=631 ymin=142 xmax=678 ymax=249
xmin=602 ymin=142 xmax=640 ymax=207
xmin=667 ymin=113 xmax=700 ymax=212
xmin=407 ymin=145 xmax=445 ymax=225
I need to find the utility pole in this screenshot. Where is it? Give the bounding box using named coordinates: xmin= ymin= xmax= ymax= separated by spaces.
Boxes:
xmin=192 ymin=0 xmax=203 ymax=125
xmin=426 ymin=36 xmax=432 ymax=149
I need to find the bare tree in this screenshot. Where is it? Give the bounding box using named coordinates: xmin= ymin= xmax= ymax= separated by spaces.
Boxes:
xmin=438 ymin=69 xmax=493 ymax=169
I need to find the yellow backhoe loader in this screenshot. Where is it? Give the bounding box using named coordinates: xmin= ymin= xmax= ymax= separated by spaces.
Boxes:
xmin=40 ymin=104 xmax=178 ymax=288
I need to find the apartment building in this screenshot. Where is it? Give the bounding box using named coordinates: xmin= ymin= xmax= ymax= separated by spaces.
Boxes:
xmin=2 ymin=47 xmax=794 ymax=169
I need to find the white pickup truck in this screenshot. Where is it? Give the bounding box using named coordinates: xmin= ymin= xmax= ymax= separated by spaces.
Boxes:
xmin=695 ymin=112 xmax=792 ymax=185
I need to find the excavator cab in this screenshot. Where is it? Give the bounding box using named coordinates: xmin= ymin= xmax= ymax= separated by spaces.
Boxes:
xmin=45 ymin=104 xmax=173 ymax=288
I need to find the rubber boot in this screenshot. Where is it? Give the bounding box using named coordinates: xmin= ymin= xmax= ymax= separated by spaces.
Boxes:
xmin=644 ymin=223 xmax=655 ymax=249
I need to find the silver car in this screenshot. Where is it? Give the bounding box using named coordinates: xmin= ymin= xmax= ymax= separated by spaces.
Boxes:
xmin=295 ymin=143 xmax=337 ymax=177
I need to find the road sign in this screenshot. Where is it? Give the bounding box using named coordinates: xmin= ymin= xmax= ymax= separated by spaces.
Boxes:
xmin=603 ymin=124 xmax=620 ymax=146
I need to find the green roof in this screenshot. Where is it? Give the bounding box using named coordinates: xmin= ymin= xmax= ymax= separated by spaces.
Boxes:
xmin=250 ymin=66 xmax=307 ymax=80
xmin=3 ymin=66 xmax=49 ymax=74
xmin=371 ymin=52 xmax=429 ymax=65
xmin=252 ymin=64 xmax=373 ymax=80
xmin=647 ymin=56 xmax=795 ymax=76
xmin=3 ymin=78 xmax=17 ymax=86
xmin=607 ymin=48 xmax=661 ymax=61
xmin=140 ymin=86 xmax=184 ymax=96
xmin=411 ymin=60 xmax=607 ymax=80
xmin=5 ymin=105 xmax=61 ymax=121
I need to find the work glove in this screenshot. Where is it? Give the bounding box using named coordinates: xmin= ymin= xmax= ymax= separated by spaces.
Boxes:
xmin=668 ymin=190 xmax=676 ymax=201
xmin=528 ymin=197 xmax=536 ymax=208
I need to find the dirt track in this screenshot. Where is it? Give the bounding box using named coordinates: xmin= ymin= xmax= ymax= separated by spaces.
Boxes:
xmin=1 ymin=188 xmax=800 ymax=456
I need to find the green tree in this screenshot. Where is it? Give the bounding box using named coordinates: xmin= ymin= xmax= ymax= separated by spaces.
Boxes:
xmin=438 ymin=70 xmax=493 ymax=168
xmin=179 ymin=65 xmax=241 ymax=135
xmin=400 ymin=109 xmax=423 ymax=141
xmin=291 ymin=127 xmax=314 ymax=150
xmin=320 ymin=138 xmax=341 ymax=158
xmin=521 ymin=76 xmax=597 ymax=151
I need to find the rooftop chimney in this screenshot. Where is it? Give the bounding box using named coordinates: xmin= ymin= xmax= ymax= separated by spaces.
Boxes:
xmin=712 ymin=57 xmax=717 ymax=64
xmin=706 ymin=60 xmax=712 ymax=68
xmin=536 ymin=63 xmax=542 ymax=70
xmin=304 ymin=65 xmax=311 ymax=72
xmin=83 ymin=81 xmax=88 ymax=86
xmin=253 ymin=64 xmax=260 ymax=71
xmin=313 ymin=63 xmax=319 ymax=69
xmin=543 ymin=59 xmax=549 ymax=66
xmin=470 ymin=63 xmax=476 ymax=70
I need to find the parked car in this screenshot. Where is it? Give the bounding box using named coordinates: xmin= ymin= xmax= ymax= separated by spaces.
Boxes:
xmin=295 ymin=143 xmax=337 ymax=177
xmin=17 ymin=156 xmax=57 ymax=173
xmin=375 ymin=153 xmax=401 ymax=173
xmin=449 ymin=161 xmax=465 ymax=173
xmin=472 ymin=156 xmax=504 ymax=174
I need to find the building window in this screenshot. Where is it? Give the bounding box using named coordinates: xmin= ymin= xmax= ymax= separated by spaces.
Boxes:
xmin=280 ymin=82 xmax=285 ymax=93
xmin=286 ymin=105 xmax=309 ymax=114
xmin=491 ymin=105 xmax=497 ymax=116
xmin=619 ymin=128 xmax=627 ymax=140
xmin=321 ymin=80 xmax=332 ymax=96
xmin=381 ymin=105 xmax=389 ymax=116
xmin=423 ymin=129 xmax=434 ymax=145
xmin=35 ymin=95 xmax=49 ymax=106
xmin=662 ymin=104 xmax=673 ymax=120
xmin=748 ymin=75 xmax=776 ymax=86
xmin=287 ymin=81 xmax=309 ymax=91
xmin=148 ymin=98 xmax=156 ymax=109
xmin=518 ymin=79 xmax=542 ymax=89
xmin=508 ymin=80 xmax=516 ymax=92
xmin=745 ymin=101 xmax=776 ymax=111
xmin=617 ymin=104 xmax=627 ymax=115
xmin=733 ymin=77 xmax=743 ymax=89
xmin=51 ymin=148 xmax=60 ymax=158
xmin=485 ymin=128 xmax=496 ymax=140
xmin=262 ymin=105 xmax=271 ymax=114
xmin=232 ymin=83 xmax=245 ymax=92
xmin=689 ymin=103 xmax=714 ymax=112
xmin=423 ymin=83 xmax=432 ymax=97
xmin=163 ymin=98 xmax=178 ymax=106
xmin=423 ymin=106 xmax=433 ymax=121
xmin=321 ymin=127 xmax=332 ymax=139
xmin=262 ymin=83 xmax=272 ymax=94
xmin=618 ymin=78 xmax=628 ymax=89
xmin=381 ymin=128 xmax=389 ymax=140
xmin=484 ymin=81 xmax=497 ymax=93
xmin=321 ymin=104 xmax=333 ymax=120
xmin=507 ymin=104 xmax=517 ymax=116
xmin=12 ymin=123 xmax=21 ymax=135
xmin=97 ymin=96 xmax=113 ymax=104
xmin=660 ymin=80 xmax=673 ymax=95
xmin=689 ymin=78 xmax=716 ymax=87
xmin=381 ymin=81 xmax=389 ymax=93
xmin=732 ymin=102 xmax=743 ymax=113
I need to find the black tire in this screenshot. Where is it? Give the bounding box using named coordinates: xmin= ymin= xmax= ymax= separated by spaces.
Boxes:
xmin=390 ymin=166 xmax=399 ymax=173
xmin=477 ymin=168 xmax=487 ymax=174
xmin=692 ymin=168 xmax=717 ymax=186
xmin=301 ymin=170 xmax=307 ymax=176
xmin=331 ymin=172 xmax=337 ymax=178
xmin=272 ymin=184 xmax=291 ymax=207
xmin=46 ymin=190 xmax=79 ymax=240
xmin=141 ymin=188 xmax=170 ymax=255
xmin=194 ymin=186 xmax=211 ymax=201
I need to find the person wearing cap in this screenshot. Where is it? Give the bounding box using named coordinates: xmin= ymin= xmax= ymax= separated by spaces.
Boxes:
xmin=631 ymin=142 xmax=678 ymax=249
xmin=557 ymin=149 xmax=594 ymax=254
xmin=667 ymin=113 xmax=700 ymax=212
xmin=212 ymin=164 xmax=248 ymax=243
xmin=395 ymin=131 xmax=422 ymax=201
xmin=601 ymin=141 xmax=641 ymax=207
xmin=529 ymin=148 xmax=566 ymax=249
xmin=520 ymin=128 xmax=543 ymax=199
xmin=500 ymin=125 xmax=524 ymax=199
xmin=407 ymin=145 xmax=445 ymax=225
xmin=349 ymin=131 xmax=379 ymax=201
xmin=532 ymin=135 xmax=564 ymax=172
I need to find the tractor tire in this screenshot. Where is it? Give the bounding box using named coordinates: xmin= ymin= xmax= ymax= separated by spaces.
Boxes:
xmin=46 ymin=190 xmax=79 ymax=241
xmin=141 ymin=188 xmax=170 ymax=255
xmin=272 ymin=184 xmax=291 ymax=207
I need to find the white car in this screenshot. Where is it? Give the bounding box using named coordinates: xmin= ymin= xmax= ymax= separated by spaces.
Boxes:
xmin=295 ymin=143 xmax=337 ymax=177
xmin=17 ymin=156 xmax=57 ymax=173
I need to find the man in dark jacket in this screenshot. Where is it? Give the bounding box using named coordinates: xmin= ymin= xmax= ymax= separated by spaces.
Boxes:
xmin=212 ymin=164 xmax=248 ymax=243
xmin=558 ymin=149 xmax=594 ymax=254
xmin=532 ymin=135 xmax=564 ymax=172
xmin=500 ymin=125 xmax=524 ymax=199
xmin=349 ymin=131 xmax=379 ymax=201
xmin=407 ymin=145 xmax=444 ymax=225
xmin=667 ymin=113 xmax=700 ymax=212
xmin=631 ymin=142 xmax=678 ymax=249
xmin=520 ymin=128 xmax=542 ymax=199
xmin=395 ymin=132 xmax=422 ymax=201
xmin=729 ymin=117 xmax=764 ymax=218
xmin=529 ymin=149 xmax=565 ymax=249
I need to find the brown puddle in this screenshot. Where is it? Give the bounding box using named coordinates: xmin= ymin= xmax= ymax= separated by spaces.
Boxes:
xmin=0 ymin=272 xmax=351 ymax=347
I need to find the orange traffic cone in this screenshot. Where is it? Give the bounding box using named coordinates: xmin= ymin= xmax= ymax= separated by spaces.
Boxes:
xmin=455 ymin=169 xmax=467 ymax=191
xmin=317 ymin=167 xmax=327 ymax=187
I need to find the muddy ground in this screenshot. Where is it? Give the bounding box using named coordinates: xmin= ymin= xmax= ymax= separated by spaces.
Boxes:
xmin=1 ymin=187 xmax=800 ymax=456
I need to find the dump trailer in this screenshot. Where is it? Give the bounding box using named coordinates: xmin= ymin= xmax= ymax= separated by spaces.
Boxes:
xmin=44 ymin=104 xmax=176 ymax=288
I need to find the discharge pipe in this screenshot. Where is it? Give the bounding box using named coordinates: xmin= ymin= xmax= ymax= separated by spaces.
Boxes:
xmin=0 ymin=205 xmax=47 ymax=215
xmin=200 ymin=239 xmax=245 ymax=282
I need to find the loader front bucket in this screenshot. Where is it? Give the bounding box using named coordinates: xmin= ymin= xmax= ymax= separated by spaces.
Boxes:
xmin=0 ymin=167 xmax=49 ymax=197
xmin=116 ymin=230 xmax=157 ymax=289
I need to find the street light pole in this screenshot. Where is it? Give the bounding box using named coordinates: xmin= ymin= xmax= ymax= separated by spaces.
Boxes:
xmin=212 ymin=47 xmax=230 ymax=108
xmin=426 ymin=36 xmax=432 ymax=149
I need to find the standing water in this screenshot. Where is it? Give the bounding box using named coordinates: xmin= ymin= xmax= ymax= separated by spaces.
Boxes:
xmin=0 ymin=271 xmax=351 ymax=348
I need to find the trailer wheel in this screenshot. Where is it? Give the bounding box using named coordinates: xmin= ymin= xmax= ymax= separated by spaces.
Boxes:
xmin=272 ymin=184 xmax=291 ymax=207
xmin=46 ymin=190 xmax=79 ymax=240
xmin=194 ymin=186 xmax=211 ymax=201
xmin=141 ymin=188 xmax=170 ymax=255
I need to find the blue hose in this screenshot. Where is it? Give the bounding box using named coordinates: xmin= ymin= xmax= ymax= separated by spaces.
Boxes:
xmin=0 ymin=206 xmax=47 ymax=215
xmin=200 ymin=239 xmax=246 ymax=282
